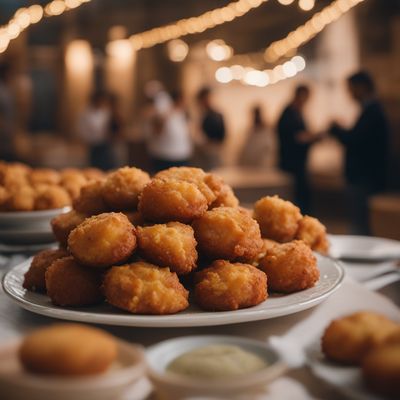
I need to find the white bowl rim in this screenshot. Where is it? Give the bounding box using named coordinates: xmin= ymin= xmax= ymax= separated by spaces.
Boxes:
xmin=146 ymin=335 xmax=287 ymax=390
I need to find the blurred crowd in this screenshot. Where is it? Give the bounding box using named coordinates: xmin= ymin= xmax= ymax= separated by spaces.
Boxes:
xmin=0 ymin=63 xmax=390 ymax=235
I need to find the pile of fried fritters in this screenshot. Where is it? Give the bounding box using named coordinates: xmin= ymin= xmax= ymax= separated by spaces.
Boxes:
xmin=0 ymin=161 xmax=104 ymax=211
xmin=23 ymin=166 xmax=329 ymax=315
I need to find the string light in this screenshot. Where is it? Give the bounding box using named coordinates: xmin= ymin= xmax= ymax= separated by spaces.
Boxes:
xmin=0 ymin=0 xmax=91 ymax=54
xmin=215 ymin=54 xmax=306 ymax=87
xmin=264 ymin=0 xmax=365 ymax=62
xmin=167 ymin=39 xmax=189 ymax=62
xmin=298 ymin=0 xmax=315 ymax=11
xmin=206 ymin=40 xmax=233 ymax=61
xmin=129 ymin=0 xmax=270 ymax=51
xmin=277 ymin=0 xmax=295 ymax=5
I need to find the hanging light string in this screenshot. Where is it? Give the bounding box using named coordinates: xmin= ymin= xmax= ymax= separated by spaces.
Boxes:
xmin=129 ymin=0 xmax=270 ymax=50
xmin=264 ymin=0 xmax=366 ymax=62
xmin=0 ymin=0 xmax=270 ymax=55
xmin=0 ymin=0 xmax=92 ymax=54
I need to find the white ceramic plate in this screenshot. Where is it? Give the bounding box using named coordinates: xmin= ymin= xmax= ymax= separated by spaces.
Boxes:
xmin=2 ymin=254 xmax=344 ymax=327
xmin=306 ymin=341 xmax=380 ymax=400
xmin=0 ymin=242 xmax=57 ymax=254
xmin=0 ymin=229 xmax=54 ymax=245
xmin=329 ymin=234 xmax=400 ymax=261
xmin=0 ymin=207 xmax=70 ymax=229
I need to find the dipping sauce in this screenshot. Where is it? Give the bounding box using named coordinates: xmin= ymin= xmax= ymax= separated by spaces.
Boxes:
xmin=166 ymin=344 xmax=267 ymax=379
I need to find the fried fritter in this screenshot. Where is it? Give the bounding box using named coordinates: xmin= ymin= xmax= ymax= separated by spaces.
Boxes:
xmin=73 ymin=180 xmax=108 ymax=215
xmin=51 ymin=210 xmax=87 ymax=247
xmin=321 ymin=311 xmax=399 ymax=365
xmin=122 ymin=210 xmax=146 ymax=226
xmin=0 ymin=164 xmax=29 ymax=190
xmin=296 ymin=215 xmax=329 ymax=254
xmin=210 ymin=183 xmax=239 ymax=209
xmin=194 ymin=260 xmax=267 ymax=311
xmin=45 ymin=256 xmax=104 ymax=306
xmin=29 ymin=168 xmax=60 ymax=186
xmin=82 ymin=167 xmax=105 ymax=181
xmin=23 ymin=248 xmax=70 ymax=292
xmin=258 ymin=240 xmax=319 ymax=293
xmin=34 ymin=185 xmax=71 ymax=210
xmin=137 ymin=222 xmax=197 ymax=275
xmin=102 ymin=166 xmax=150 ymax=210
xmin=19 ymin=324 xmax=117 ymax=376
xmin=68 ymin=212 xmax=136 ymax=267
xmin=253 ymin=195 xmax=302 ymax=242
xmin=154 ymin=167 xmax=223 ymax=205
xmin=192 ymin=206 xmax=264 ymax=262
xmin=60 ymin=171 xmax=87 ymax=200
xmin=6 ymin=185 xmax=36 ymax=211
xmin=362 ymin=343 xmax=400 ymax=398
xmin=0 ymin=186 xmax=9 ymax=211
xmin=138 ymin=178 xmax=208 ymax=223
xmin=103 ymin=261 xmax=189 ymax=315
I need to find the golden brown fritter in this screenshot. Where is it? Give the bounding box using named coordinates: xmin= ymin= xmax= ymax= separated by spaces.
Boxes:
xmin=258 ymin=240 xmax=319 ymax=293
xmin=296 ymin=215 xmax=330 ymax=254
xmin=68 ymin=212 xmax=137 ymax=267
xmin=29 ymin=168 xmax=60 ymax=186
xmin=138 ymin=178 xmax=208 ymax=223
xmin=51 ymin=210 xmax=87 ymax=247
xmin=82 ymin=168 xmax=105 ymax=181
xmin=155 ymin=167 xmax=223 ymax=205
xmin=137 ymin=222 xmax=197 ymax=275
xmin=45 ymin=256 xmax=104 ymax=306
xmin=0 ymin=186 xmax=9 ymax=211
xmin=34 ymin=185 xmax=71 ymax=210
xmin=321 ymin=311 xmax=399 ymax=365
xmin=122 ymin=210 xmax=146 ymax=226
xmin=194 ymin=260 xmax=267 ymax=311
xmin=102 ymin=166 xmax=150 ymax=210
xmin=210 ymin=183 xmax=239 ymax=208
xmin=60 ymin=172 xmax=88 ymax=200
xmin=0 ymin=164 xmax=29 ymax=190
xmin=23 ymin=248 xmax=70 ymax=292
xmin=192 ymin=206 xmax=264 ymax=262
xmin=5 ymin=185 xmax=36 ymax=211
xmin=73 ymin=180 xmax=108 ymax=215
xmin=362 ymin=343 xmax=400 ymax=398
xmin=19 ymin=324 xmax=117 ymax=376
xmin=103 ymin=261 xmax=189 ymax=314
xmin=253 ymin=195 xmax=302 ymax=242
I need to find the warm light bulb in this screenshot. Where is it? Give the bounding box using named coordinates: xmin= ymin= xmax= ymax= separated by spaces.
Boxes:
xmin=167 ymin=39 xmax=189 ymax=62
xmin=299 ymin=0 xmax=315 ymax=11
xmin=215 ymin=67 xmax=233 ymax=83
xmin=277 ymin=0 xmax=295 ymax=5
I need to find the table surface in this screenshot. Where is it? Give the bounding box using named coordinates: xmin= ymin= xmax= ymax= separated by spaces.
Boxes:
xmin=1 ymin=255 xmax=399 ymax=400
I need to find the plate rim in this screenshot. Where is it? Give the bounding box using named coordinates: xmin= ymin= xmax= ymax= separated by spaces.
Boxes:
xmin=2 ymin=256 xmax=345 ymax=328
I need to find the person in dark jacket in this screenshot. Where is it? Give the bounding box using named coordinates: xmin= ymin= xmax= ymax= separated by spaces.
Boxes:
xmin=330 ymin=71 xmax=389 ymax=234
xmin=277 ymin=85 xmax=317 ymax=213
xmin=197 ymin=87 xmax=226 ymax=170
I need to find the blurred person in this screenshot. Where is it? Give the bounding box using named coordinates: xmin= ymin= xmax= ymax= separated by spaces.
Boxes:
xmin=330 ymin=71 xmax=389 ymax=235
xmin=239 ymin=105 xmax=274 ymax=168
xmin=0 ymin=63 xmax=16 ymax=161
xmin=197 ymin=87 xmax=226 ymax=170
xmin=77 ymin=91 xmax=116 ymax=171
xmin=277 ymin=85 xmax=318 ymax=214
xmin=146 ymin=90 xmax=193 ymax=172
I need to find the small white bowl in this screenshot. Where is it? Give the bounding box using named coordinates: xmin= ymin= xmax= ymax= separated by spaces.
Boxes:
xmin=146 ymin=335 xmax=287 ymax=399
xmin=0 ymin=339 xmax=146 ymax=400
xmin=0 ymin=207 xmax=71 ymax=230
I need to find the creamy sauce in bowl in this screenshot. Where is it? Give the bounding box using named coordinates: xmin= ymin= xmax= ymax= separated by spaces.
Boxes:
xmin=167 ymin=344 xmax=267 ymax=379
